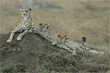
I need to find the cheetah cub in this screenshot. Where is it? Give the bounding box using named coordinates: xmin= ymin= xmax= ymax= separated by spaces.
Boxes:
xmin=36 ymin=21 xmax=57 ymax=45
xmin=57 ymin=32 xmax=86 ymax=50
xmin=7 ymin=8 xmax=36 ymax=42
xmin=38 ymin=21 xmax=50 ymax=38
xmin=57 ymin=33 xmax=89 ymax=51
xmin=57 ymin=32 xmax=69 ymax=43
xmin=38 ymin=21 xmax=50 ymax=32
xmin=57 ymin=32 xmax=76 ymax=56
xmin=57 ymin=33 xmax=104 ymax=55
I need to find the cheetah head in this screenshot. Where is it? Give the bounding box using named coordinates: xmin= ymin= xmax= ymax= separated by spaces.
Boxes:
xmin=39 ymin=21 xmax=50 ymax=32
xmin=20 ymin=8 xmax=31 ymax=19
xmin=57 ymin=32 xmax=69 ymax=43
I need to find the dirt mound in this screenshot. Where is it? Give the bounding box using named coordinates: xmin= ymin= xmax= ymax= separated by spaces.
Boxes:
xmin=17 ymin=0 xmax=62 ymax=10
xmin=0 ymin=33 xmax=109 ymax=73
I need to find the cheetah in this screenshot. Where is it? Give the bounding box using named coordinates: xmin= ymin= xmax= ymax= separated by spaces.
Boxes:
xmin=57 ymin=32 xmax=69 ymax=43
xmin=38 ymin=21 xmax=50 ymax=32
xmin=57 ymin=32 xmax=77 ymax=56
xmin=57 ymin=32 xmax=86 ymax=51
xmin=37 ymin=21 xmax=57 ymax=45
xmin=7 ymin=8 xmax=36 ymax=42
xmin=57 ymin=33 xmax=104 ymax=55
xmin=36 ymin=21 xmax=51 ymax=39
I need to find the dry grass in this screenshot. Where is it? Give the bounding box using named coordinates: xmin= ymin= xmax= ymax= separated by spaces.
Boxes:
xmin=0 ymin=0 xmax=109 ymax=57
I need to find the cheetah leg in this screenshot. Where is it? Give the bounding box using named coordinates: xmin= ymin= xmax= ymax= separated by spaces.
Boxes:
xmin=17 ymin=30 xmax=28 ymax=40
xmin=7 ymin=28 xmax=19 ymax=42
xmin=32 ymin=23 xmax=37 ymax=33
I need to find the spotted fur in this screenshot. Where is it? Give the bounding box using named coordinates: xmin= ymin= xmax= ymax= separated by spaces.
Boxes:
xmin=57 ymin=32 xmax=69 ymax=43
xmin=57 ymin=33 xmax=85 ymax=50
xmin=36 ymin=21 xmax=51 ymax=38
xmin=7 ymin=8 xmax=36 ymax=42
xmin=57 ymin=32 xmax=77 ymax=56
xmin=57 ymin=33 xmax=104 ymax=55
xmin=38 ymin=21 xmax=50 ymax=32
xmin=37 ymin=21 xmax=57 ymax=45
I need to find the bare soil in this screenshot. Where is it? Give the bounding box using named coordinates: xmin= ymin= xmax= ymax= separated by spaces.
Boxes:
xmin=0 ymin=32 xmax=109 ymax=73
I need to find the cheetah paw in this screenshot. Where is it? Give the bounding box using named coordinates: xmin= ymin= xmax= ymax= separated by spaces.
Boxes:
xmin=17 ymin=37 xmax=21 ymax=40
xmin=7 ymin=39 xmax=12 ymax=42
xmin=52 ymin=42 xmax=56 ymax=45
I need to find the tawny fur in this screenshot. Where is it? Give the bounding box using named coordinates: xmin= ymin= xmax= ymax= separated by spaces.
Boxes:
xmin=57 ymin=32 xmax=77 ymax=56
xmin=36 ymin=21 xmax=57 ymax=45
xmin=57 ymin=33 xmax=104 ymax=55
xmin=7 ymin=8 xmax=36 ymax=42
xmin=36 ymin=21 xmax=50 ymax=38
xmin=57 ymin=32 xmax=69 ymax=43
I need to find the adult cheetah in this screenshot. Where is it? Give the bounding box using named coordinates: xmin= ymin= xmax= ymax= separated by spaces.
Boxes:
xmin=7 ymin=8 xmax=36 ymax=42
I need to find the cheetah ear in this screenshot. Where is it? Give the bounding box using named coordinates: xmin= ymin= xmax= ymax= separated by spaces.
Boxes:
xmin=46 ymin=22 xmax=49 ymax=25
xmin=29 ymin=8 xmax=31 ymax=11
xmin=66 ymin=37 xmax=69 ymax=40
xmin=64 ymin=35 xmax=66 ymax=37
xmin=39 ymin=23 xmax=42 ymax=27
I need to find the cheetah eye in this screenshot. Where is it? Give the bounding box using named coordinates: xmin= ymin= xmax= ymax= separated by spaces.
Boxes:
xmin=64 ymin=35 xmax=66 ymax=37
xmin=58 ymin=35 xmax=61 ymax=37
xmin=26 ymin=11 xmax=28 ymax=12
xmin=66 ymin=37 xmax=69 ymax=40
